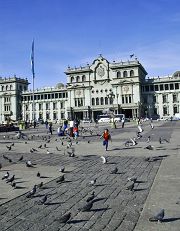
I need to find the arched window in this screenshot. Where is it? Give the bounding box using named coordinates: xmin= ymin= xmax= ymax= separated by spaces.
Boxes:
xmin=2 ymin=86 xmax=4 ymax=91
xmin=76 ymin=76 xmax=80 ymax=82
xmin=19 ymin=85 xmax=22 ymax=91
xmin=117 ymin=71 xmax=121 ymax=78
xmin=100 ymin=97 xmax=104 ymax=105
xmin=110 ymin=97 xmax=114 ymax=104
xmin=6 ymin=85 xmax=8 ymax=91
xmin=105 ymin=97 xmax=108 ymax=105
xmin=10 ymin=85 xmax=12 ymax=90
xmin=92 ymin=98 xmax=95 ymax=105
xmin=70 ymin=77 xmax=74 ymax=83
xmin=82 ymin=75 xmax=86 ymax=82
xmin=130 ymin=70 xmax=134 ymax=77
xmin=123 ymin=71 xmax=128 ymax=77
xmin=96 ymin=98 xmax=99 ymax=105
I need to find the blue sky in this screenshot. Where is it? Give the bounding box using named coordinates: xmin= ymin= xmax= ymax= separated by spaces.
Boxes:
xmin=0 ymin=0 xmax=180 ymax=89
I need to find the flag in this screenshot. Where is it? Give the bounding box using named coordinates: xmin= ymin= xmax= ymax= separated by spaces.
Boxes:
xmin=31 ymin=40 xmax=35 ymax=77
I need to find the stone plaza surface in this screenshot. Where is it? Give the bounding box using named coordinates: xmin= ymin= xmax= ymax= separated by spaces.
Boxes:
xmin=0 ymin=121 xmax=179 ymax=231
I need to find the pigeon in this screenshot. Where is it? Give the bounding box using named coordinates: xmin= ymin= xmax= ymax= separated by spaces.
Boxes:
xmin=6 ymin=175 xmax=15 ymax=183
xmin=3 ymin=154 xmax=9 ymax=160
xmin=147 ymin=136 xmax=151 ymax=143
xmin=11 ymin=182 xmax=16 ymax=188
xmin=32 ymin=148 xmax=37 ymax=152
xmin=100 ymin=156 xmax=107 ymax=164
xmin=26 ymin=185 xmax=37 ymax=198
xmin=89 ymin=178 xmax=96 ymax=186
xmin=149 ymin=209 xmax=165 ymax=222
xmin=38 ymin=182 xmax=43 ymax=188
xmin=54 ymin=212 xmax=71 ymax=223
xmin=6 ymin=145 xmax=11 ymax=151
xmin=2 ymin=171 xmax=9 ymax=180
xmin=145 ymin=145 xmax=154 ymax=150
xmin=18 ymin=155 xmax=23 ymax=161
xmin=111 ymin=167 xmax=118 ymax=174
xmin=56 ymin=147 xmax=60 ymax=151
xmin=37 ymin=195 xmax=47 ymax=205
xmin=128 ymin=177 xmax=137 ymax=183
xmin=59 ymin=166 xmax=65 ymax=173
xmin=126 ymin=182 xmax=135 ymax=191
xmin=8 ymin=158 xmax=12 ymax=163
xmin=38 ymin=144 xmax=42 ymax=149
xmin=30 ymin=149 xmax=34 ymax=153
xmin=0 ymin=163 xmax=2 ymax=170
xmin=26 ymin=160 xmax=33 ymax=167
xmin=47 ymin=150 xmax=50 ymax=154
xmin=86 ymin=191 xmax=95 ymax=202
xmin=37 ymin=172 xmax=41 ymax=177
xmin=11 ymin=142 xmax=14 ymax=146
xmin=78 ymin=201 xmax=93 ymax=212
xmin=56 ymin=175 xmax=65 ymax=183
xmin=44 ymin=144 xmax=47 ymax=148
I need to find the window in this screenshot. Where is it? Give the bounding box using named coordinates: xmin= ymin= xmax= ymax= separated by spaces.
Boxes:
xmin=63 ymin=93 xmax=66 ymax=98
xmin=145 ymin=86 xmax=149 ymax=92
xmin=122 ymin=96 xmax=125 ymax=104
xmin=165 ymin=84 xmax=169 ymax=90
xmin=123 ymin=71 xmax=128 ymax=77
xmin=130 ymin=70 xmax=134 ymax=77
xmin=163 ymin=106 xmax=168 ymax=116
xmin=52 ymin=94 xmax=54 ymax=99
xmin=41 ymin=95 xmax=44 ymax=100
xmin=53 ymin=112 xmax=57 ymax=120
xmin=48 ymin=94 xmax=51 ymax=99
xmin=175 ymin=83 xmax=179 ymax=89
xmin=10 ymin=85 xmax=12 ymax=90
xmin=100 ymin=97 xmax=104 ymax=105
xmin=173 ymin=94 xmax=178 ymax=103
xmin=153 ymin=95 xmax=157 ymax=103
xmin=96 ymin=98 xmax=99 ymax=105
xmin=61 ymin=112 xmax=65 ymax=119
xmin=96 ymin=90 xmax=99 ymax=93
xmin=160 ymin=84 xmax=164 ymax=91
xmin=46 ymin=103 xmax=50 ymax=110
xmin=82 ymin=75 xmax=86 ymax=82
xmin=117 ymin=71 xmax=121 ymax=78
xmin=173 ymin=106 xmax=179 ymax=114
xmin=46 ymin=112 xmax=50 ymax=120
xmin=55 ymin=93 xmax=58 ymax=98
xmin=39 ymin=104 xmax=42 ymax=110
xmin=92 ymin=98 xmax=95 ymax=105
xmin=129 ymin=95 xmax=132 ymax=103
xmin=6 ymin=85 xmax=8 ymax=91
xmin=163 ymin=95 xmax=168 ymax=103
xmin=44 ymin=94 xmax=47 ymax=99
xmin=53 ymin=102 xmax=57 ymax=110
xmin=2 ymin=86 xmax=4 ymax=91
xmin=105 ymin=97 xmax=108 ymax=105
xmin=170 ymin=84 xmax=174 ymax=90
xmin=76 ymin=76 xmax=80 ymax=82
xmin=125 ymin=95 xmax=128 ymax=104
xmin=70 ymin=77 xmax=74 ymax=83
xmin=155 ymin=85 xmax=159 ymax=91
xmin=150 ymin=85 xmax=154 ymax=91
xmin=60 ymin=102 xmax=64 ymax=109
xmin=109 ymin=97 xmax=113 ymax=104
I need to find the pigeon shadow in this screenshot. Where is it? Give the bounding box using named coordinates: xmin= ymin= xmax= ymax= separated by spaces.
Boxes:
xmin=45 ymin=202 xmax=62 ymax=205
xmin=136 ymin=180 xmax=146 ymax=184
xmin=106 ymin=162 xmax=117 ymax=165
xmin=121 ymin=147 xmax=142 ymax=150
xmin=162 ymin=217 xmax=180 ymax=223
xmin=156 ymin=148 xmax=166 ymax=150
xmin=0 ymin=197 xmax=8 ymax=200
xmin=69 ymin=219 xmax=88 ymax=224
xmin=40 ymin=176 xmax=51 ymax=179
xmin=91 ymin=207 xmax=110 ymax=212
xmin=15 ymin=186 xmax=27 ymax=189
xmin=15 ymin=180 xmax=28 ymax=184
xmin=63 ymin=171 xmax=72 ymax=173
xmin=92 ymin=197 xmax=107 ymax=203
xmin=94 ymin=184 xmax=107 ymax=187
xmin=39 ymin=186 xmax=55 ymax=190
xmin=134 ymin=188 xmax=147 ymax=192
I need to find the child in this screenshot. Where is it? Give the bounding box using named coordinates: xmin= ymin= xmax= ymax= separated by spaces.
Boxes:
xmin=73 ymin=126 xmax=78 ymax=140
xmin=101 ymin=129 xmax=111 ymax=151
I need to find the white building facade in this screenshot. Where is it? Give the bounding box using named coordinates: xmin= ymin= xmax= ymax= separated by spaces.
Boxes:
xmin=6 ymin=55 xmax=178 ymax=123
xmin=0 ymin=76 xmax=29 ymax=123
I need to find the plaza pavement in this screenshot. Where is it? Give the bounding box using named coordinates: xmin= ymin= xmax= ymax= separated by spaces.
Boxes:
xmin=0 ymin=120 xmax=179 ymax=230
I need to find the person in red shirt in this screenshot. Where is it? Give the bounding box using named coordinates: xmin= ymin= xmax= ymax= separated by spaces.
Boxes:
xmin=101 ymin=128 xmax=111 ymax=151
xmin=73 ymin=126 xmax=78 ymax=139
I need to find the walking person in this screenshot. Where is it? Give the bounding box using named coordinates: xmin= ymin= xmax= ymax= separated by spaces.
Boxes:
xmin=121 ymin=117 xmax=125 ymax=128
xmin=48 ymin=122 xmax=53 ymax=135
xmin=101 ymin=128 xmax=112 ymax=151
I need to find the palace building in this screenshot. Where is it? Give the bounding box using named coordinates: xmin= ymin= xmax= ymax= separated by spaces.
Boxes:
xmin=0 ymin=55 xmax=179 ymax=124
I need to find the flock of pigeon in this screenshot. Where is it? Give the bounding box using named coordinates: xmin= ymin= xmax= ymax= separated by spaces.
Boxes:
xmin=0 ymin=122 xmax=172 ymax=225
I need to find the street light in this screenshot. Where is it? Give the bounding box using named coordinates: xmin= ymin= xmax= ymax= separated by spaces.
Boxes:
xmin=107 ymin=92 xmax=116 ymax=129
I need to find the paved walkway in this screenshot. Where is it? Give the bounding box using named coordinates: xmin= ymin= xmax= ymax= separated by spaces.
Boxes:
xmin=0 ymin=121 xmax=179 ymax=230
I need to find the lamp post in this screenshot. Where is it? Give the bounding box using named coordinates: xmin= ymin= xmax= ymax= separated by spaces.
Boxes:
xmin=107 ymin=92 xmax=116 ymax=129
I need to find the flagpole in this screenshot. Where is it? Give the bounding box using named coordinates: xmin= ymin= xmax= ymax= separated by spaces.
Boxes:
xmin=31 ymin=40 xmax=35 ymax=123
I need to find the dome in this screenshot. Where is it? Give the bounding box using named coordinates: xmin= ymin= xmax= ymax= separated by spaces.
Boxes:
xmin=56 ymin=83 xmax=64 ymax=88
xmin=172 ymin=71 xmax=180 ymax=77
